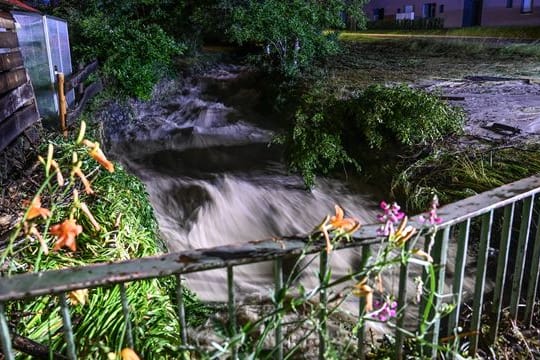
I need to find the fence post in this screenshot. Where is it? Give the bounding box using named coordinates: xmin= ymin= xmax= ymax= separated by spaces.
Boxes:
xmin=0 ymin=302 xmax=14 ymax=360
xmin=489 ymin=203 xmax=515 ymax=343
xmin=319 ymin=250 xmax=329 ymax=360
xmin=227 ymin=266 xmax=237 ymax=359
xmin=56 ymin=71 xmax=67 ymax=137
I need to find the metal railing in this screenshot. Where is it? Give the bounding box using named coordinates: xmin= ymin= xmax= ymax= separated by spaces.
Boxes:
xmin=1 ymin=174 xmax=540 ymax=359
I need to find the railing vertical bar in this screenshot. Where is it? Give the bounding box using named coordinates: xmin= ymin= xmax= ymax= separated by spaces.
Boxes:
xmin=510 ymin=195 xmax=534 ymax=320
xmin=447 ymin=219 xmax=471 ymax=340
xmin=524 ymin=208 xmax=540 ymax=326
xmin=395 ymin=240 xmax=411 ymax=360
xmin=429 ymin=226 xmax=451 ymax=358
xmin=273 ymin=258 xmax=283 ymax=360
xmin=176 ymin=274 xmax=188 ymax=345
xmin=469 ymin=210 xmax=494 ymax=356
xmin=0 ymin=302 xmax=14 ymax=360
xmin=59 ymin=293 xmax=77 ymax=360
xmin=319 ymin=250 xmax=329 ymax=360
xmin=119 ymin=283 xmax=134 ymax=349
xmin=489 ymin=203 xmax=515 ymax=343
xmin=417 ymin=232 xmax=435 ymax=353
xmin=357 ymin=245 xmax=371 ymax=360
xmin=227 ymin=265 xmax=237 ymax=360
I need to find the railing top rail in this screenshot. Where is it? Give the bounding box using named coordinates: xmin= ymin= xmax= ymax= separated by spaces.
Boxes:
xmin=1 ymin=173 xmax=540 ymax=302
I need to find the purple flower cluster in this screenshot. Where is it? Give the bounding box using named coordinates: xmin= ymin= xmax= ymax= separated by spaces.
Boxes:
xmin=419 ymin=196 xmax=443 ymax=225
xmin=376 ymin=201 xmax=405 ymax=236
xmin=371 ymin=299 xmax=398 ymax=322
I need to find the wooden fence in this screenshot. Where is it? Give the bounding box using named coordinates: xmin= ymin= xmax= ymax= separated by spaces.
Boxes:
xmin=0 ymin=10 xmax=39 ymax=153
xmin=55 ymin=60 xmax=102 ymax=135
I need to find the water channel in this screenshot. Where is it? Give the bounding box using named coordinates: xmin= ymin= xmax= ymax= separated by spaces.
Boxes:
xmin=103 ymin=64 xmax=381 ymax=303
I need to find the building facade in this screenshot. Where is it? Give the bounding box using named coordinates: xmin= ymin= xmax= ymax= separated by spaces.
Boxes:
xmin=364 ymin=0 xmax=540 ymax=27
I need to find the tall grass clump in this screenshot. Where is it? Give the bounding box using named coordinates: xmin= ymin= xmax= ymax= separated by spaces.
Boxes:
xmin=391 ymin=145 xmax=540 ymax=213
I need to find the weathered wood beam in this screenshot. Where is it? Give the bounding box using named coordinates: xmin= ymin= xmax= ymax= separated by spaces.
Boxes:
xmin=64 ymin=60 xmax=98 ymax=92
xmin=0 ymin=51 xmax=23 ymax=72
xmin=0 ymin=102 xmax=39 ymax=152
xmin=0 ymin=81 xmax=34 ymax=123
xmin=0 ymin=68 xmax=27 ymax=95
xmin=0 ymin=12 xmax=15 ymax=30
xmin=0 ymin=32 xmax=18 ymax=49
xmin=66 ymin=79 xmax=103 ymax=126
xmin=11 ymin=333 xmax=69 ymax=360
xmin=0 ymin=234 xmax=381 ymax=302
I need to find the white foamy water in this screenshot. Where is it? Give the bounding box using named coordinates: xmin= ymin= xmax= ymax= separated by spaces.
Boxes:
xmin=103 ymin=64 xmax=483 ymax=319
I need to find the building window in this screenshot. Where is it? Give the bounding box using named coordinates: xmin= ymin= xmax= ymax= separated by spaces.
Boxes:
xmin=404 ymin=5 xmax=414 ymax=13
xmin=507 ymin=0 xmax=513 ymax=8
xmin=522 ymin=0 xmax=533 ymax=12
xmin=439 ymin=4 xmax=445 ymax=13
xmin=423 ymin=3 xmax=437 ymax=18
xmin=373 ymin=8 xmax=385 ymax=20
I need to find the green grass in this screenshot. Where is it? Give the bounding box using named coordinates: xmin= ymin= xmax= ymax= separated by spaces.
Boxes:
xmin=320 ymin=37 xmax=540 ymax=91
xmin=347 ymin=25 xmax=540 ymax=39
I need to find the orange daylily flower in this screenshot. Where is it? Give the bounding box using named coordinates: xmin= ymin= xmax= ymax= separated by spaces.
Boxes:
xmin=83 ymin=140 xmax=114 ymax=173
xmin=72 ymin=164 xmax=94 ymax=195
xmin=80 ymin=202 xmax=100 ymax=231
xmin=24 ymin=196 xmax=51 ymax=220
xmin=121 ymin=348 xmax=141 ymax=360
xmin=352 ymin=277 xmax=374 ymax=312
xmin=390 ymin=216 xmax=416 ymax=246
xmin=315 ymin=205 xmax=361 ymax=254
xmin=50 ymin=219 xmax=83 ymax=252
xmin=68 ymin=289 xmax=89 ymax=306
xmin=412 ymin=248 xmax=434 ymax=263
xmin=29 ymin=224 xmax=48 ymax=255
xmin=330 ymin=205 xmax=360 ymax=233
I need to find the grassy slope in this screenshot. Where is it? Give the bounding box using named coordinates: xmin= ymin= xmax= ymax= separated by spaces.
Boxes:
xmin=348 ymin=25 xmax=540 ymax=39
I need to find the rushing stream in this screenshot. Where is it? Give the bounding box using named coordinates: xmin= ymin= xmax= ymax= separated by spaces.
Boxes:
xmin=102 ymin=64 xmax=380 ymax=302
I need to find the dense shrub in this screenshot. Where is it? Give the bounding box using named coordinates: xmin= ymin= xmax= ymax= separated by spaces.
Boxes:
xmin=279 ymin=85 xmax=464 ymax=186
xmin=47 ymin=1 xmax=185 ymax=99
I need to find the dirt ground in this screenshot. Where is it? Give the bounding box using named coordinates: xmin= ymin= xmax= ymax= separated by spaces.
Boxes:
xmin=418 ymin=77 xmax=540 ymax=146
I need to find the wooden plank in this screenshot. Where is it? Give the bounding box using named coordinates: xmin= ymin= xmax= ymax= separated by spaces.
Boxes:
xmin=0 ymin=102 xmax=39 ymax=153
xmin=0 ymin=81 xmax=34 ymax=123
xmin=65 ymin=60 xmax=98 ymax=92
xmin=0 ymin=31 xmax=19 ymax=49
xmin=66 ymin=79 xmax=103 ymax=126
xmin=0 ymin=68 xmax=27 ymax=95
xmin=0 ymin=12 xmax=15 ymax=30
xmin=0 ymin=51 xmax=24 ymax=72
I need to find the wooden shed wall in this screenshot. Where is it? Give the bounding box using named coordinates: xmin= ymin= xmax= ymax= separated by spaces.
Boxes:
xmin=0 ymin=10 xmax=39 ymax=153
xmin=0 ymin=9 xmax=40 ymax=181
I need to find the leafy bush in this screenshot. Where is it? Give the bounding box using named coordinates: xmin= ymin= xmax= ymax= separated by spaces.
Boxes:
xmin=341 ymin=84 xmax=464 ymax=151
xmin=280 ymin=85 xmax=464 ymax=186
xmin=49 ymin=1 xmax=185 ymax=99
xmin=275 ymin=88 xmax=359 ymax=187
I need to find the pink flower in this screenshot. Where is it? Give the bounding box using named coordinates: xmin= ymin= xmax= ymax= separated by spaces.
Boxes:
xmin=419 ymin=196 xmax=443 ymax=225
xmin=371 ymin=298 xmax=398 ymax=322
xmin=377 ymin=201 xmax=406 ymax=236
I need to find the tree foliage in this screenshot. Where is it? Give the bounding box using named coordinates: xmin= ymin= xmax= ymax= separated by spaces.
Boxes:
xmin=227 ymin=0 xmax=368 ymax=76
xmin=42 ymin=0 xmax=186 ymax=99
